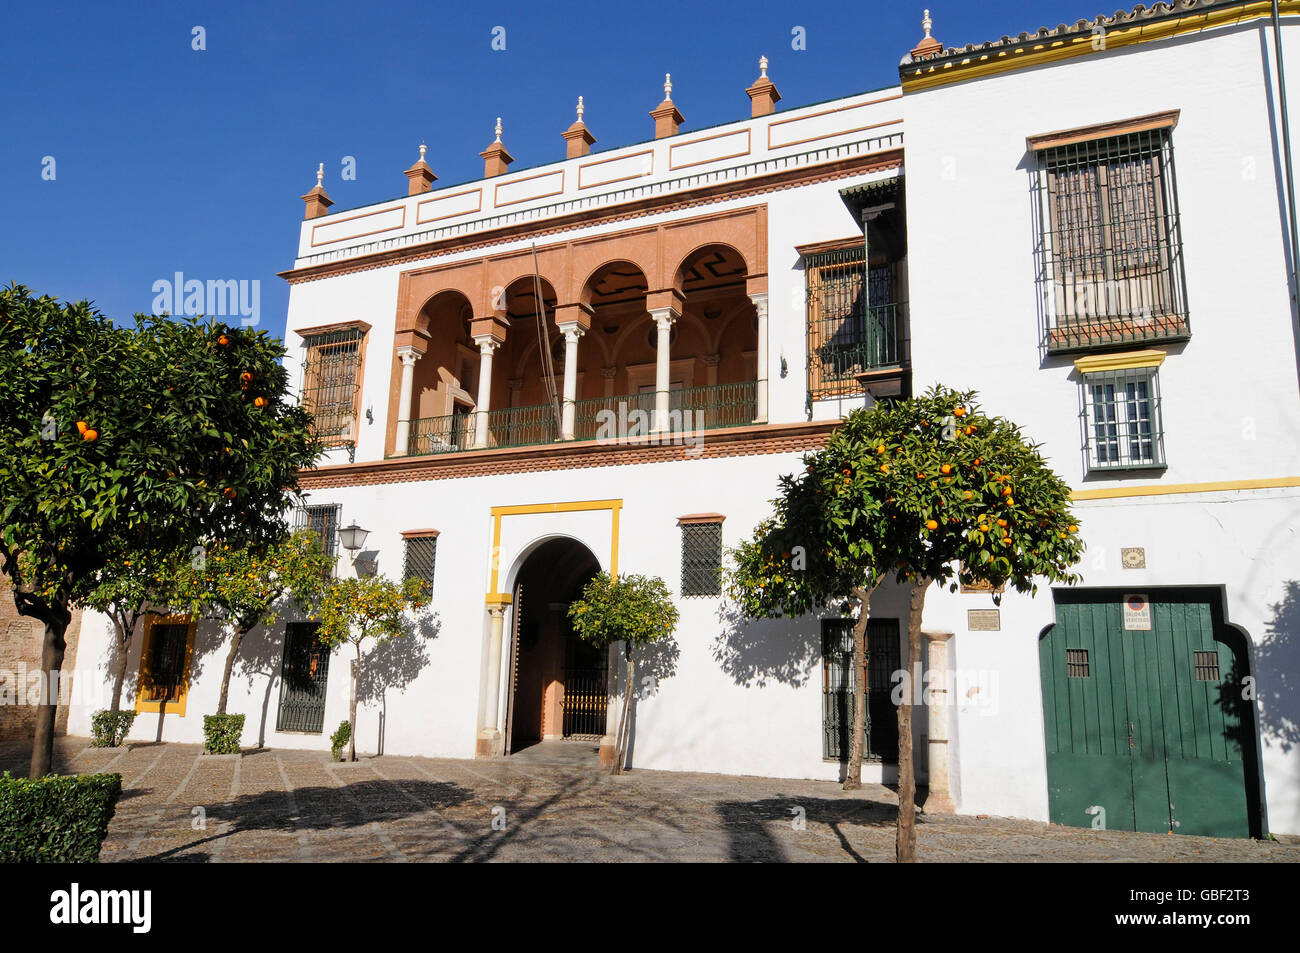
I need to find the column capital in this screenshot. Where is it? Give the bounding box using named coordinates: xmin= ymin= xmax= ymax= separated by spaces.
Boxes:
xmin=923 ymin=629 xmax=955 ymax=644
xmin=473 ymin=334 xmax=502 ymax=353
xmin=748 ymin=291 xmax=769 ymax=315
xmin=396 ymin=344 xmax=424 ymax=366
xmin=650 ymin=307 xmax=678 ymax=331
xmin=560 ymin=323 xmax=586 ymax=343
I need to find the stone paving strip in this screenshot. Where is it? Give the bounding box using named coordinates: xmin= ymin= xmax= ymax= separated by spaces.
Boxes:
xmin=3 ymin=738 xmax=1297 ymax=863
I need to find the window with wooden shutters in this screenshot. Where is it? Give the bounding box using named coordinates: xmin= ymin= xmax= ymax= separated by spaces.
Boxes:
xmin=402 ymin=533 xmax=437 ymax=600
xmin=1031 ymin=115 xmax=1189 ymax=353
xmin=135 ymin=615 xmax=195 ymax=714
xmin=300 ymin=324 xmax=367 ymax=446
xmin=679 ymin=518 xmax=723 ymax=597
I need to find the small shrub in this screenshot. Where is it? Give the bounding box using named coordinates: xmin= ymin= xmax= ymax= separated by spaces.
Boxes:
xmin=90 ymin=710 xmax=137 ymax=748
xmin=202 ymin=714 xmax=245 ymax=754
xmin=330 ymin=720 xmax=351 ymax=762
xmin=0 ymin=771 xmax=123 ymax=862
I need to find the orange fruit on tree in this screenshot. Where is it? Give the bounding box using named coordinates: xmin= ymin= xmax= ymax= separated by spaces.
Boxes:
xmin=82 ymin=429 xmax=98 ymax=441
xmin=876 ymin=444 xmax=886 ymax=454
xmin=879 ymin=464 xmax=889 ymax=473
xmin=940 ymin=464 xmax=952 ymax=475
xmin=241 ymin=372 xmax=252 ymax=383
xmin=222 ymin=487 xmax=236 ymax=499
xmin=217 ymin=334 xmax=229 ymax=346
xmin=1068 ymin=524 xmax=1079 ymax=533
xmin=978 ymin=523 xmax=990 ymax=532
xmin=954 ymin=406 xmax=966 ymax=417
xmin=963 ymin=491 xmax=973 ymax=500
xmin=253 ymin=396 xmax=267 ymax=408
xmin=997 ymin=518 xmax=1008 ymax=527
xmin=925 ymin=519 xmax=938 ymax=531
xmin=75 ymin=420 xmax=88 ymax=434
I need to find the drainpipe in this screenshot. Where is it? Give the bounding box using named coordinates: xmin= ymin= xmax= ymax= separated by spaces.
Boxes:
xmin=1273 ymin=1 xmax=1300 ymax=309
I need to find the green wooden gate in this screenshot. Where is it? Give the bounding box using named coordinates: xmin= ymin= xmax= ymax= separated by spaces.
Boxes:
xmin=1040 ymin=589 xmax=1258 ymax=838
xmin=277 ymin=621 xmax=331 ymax=733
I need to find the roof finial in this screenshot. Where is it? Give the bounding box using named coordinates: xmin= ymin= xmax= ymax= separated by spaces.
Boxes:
xmin=494 ymin=117 xmax=503 ymax=142
xmin=315 ymin=162 xmax=324 ymax=188
xmin=664 ymin=73 xmax=673 ymax=101
xmin=576 ymin=96 xmax=585 ymax=122
xmin=418 ymin=143 xmax=427 ymax=162
xmin=923 ymin=9 xmax=933 ymax=39
xmin=759 ymin=55 xmax=768 ymax=78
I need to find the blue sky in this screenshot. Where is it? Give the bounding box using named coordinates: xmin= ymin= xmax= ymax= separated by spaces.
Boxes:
xmin=1 ymin=0 xmax=1097 ymax=342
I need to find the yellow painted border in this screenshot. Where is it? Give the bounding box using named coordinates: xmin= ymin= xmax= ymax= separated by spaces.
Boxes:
xmin=902 ymin=2 xmax=1300 ymax=92
xmin=486 ymin=499 xmax=623 ymax=602
xmin=1072 ymin=476 xmax=1300 ymax=501
xmin=1073 ymin=349 xmax=1167 ymax=374
xmin=134 ymin=614 xmax=197 ymax=717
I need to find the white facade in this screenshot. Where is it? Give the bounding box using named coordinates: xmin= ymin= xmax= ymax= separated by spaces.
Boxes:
xmin=66 ymin=3 xmax=1300 ymax=837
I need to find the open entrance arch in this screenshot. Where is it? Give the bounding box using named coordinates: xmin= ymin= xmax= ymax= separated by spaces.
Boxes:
xmin=505 ymin=538 xmax=607 ymax=755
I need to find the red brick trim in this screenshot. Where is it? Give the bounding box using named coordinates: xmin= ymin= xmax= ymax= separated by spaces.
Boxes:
xmin=280 ymin=150 xmax=904 ymax=285
xmin=298 ymin=421 xmax=838 ymax=489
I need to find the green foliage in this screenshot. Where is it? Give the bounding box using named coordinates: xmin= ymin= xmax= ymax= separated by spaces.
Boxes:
xmin=202 ymin=713 xmax=245 ymax=754
xmin=727 ymin=385 xmax=1084 ymax=612
xmin=0 ymin=284 xmax=320 ymax=609
xmin=90 ymin=710 xmax=136 ymax=747
xmin=0 ymin=771 xmax=122 ymax=862
xmin=330 ymin=720 xmax=351 ymax=762
xmin=170 ymin=530 xmax=334 ymax=633
xmin=568 ymin=573 xmax=679 ymax=651
xmin=313 ymin=575 xmax=428 ymax=650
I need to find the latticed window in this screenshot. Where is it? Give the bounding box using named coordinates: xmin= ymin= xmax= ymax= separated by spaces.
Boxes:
xmin=680 ymin=519 xmax=723 ymax=597
xmin=1066 ymin=649 xmax=1091 ymax=678
xmin=1032 ymin=118 xmax=1188 ymax=352
xmin=804 ymin=246 xmax=899 ymax=400
xmin=1194 ymin=651 xmax=1220 ymax=682
xmin=1080 ymin=367 xmax=1165 ymax=472
xmin=301 ymin=326 xmax=366 ymax=445
xmin=293 ymin=504 xmax=340 ymax=573
xmin=402 ymin=534 xmax=437 ymax=600
xmin=821 ymin=617 xmax=901 ymax=762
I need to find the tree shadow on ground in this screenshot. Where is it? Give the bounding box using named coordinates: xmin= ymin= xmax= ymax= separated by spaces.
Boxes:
xmin=132 ymin=777 xmax=475 ymax=862
xmin=711 ymin=601 xmax=821 ymax=689
xmin=716 ymin=795 xmax=900 ymax=863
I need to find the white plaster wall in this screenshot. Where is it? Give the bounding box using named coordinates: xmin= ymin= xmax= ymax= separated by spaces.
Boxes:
xmin=901 ymin=20 xmax=1300 ymax=834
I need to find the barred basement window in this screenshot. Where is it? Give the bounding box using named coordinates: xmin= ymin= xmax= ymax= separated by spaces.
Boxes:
xmin=1030 ymin=116 xmax=1189 ymax=353
xmin=803 ymin=246 xmax=901 ymax=400
xmin=402 ymin=533 xmax=437 ymax=600
xmin=1066 ymin=649 xmax=1090 ymax=678
xmin=680 ymin=519 xmax=723 ymax=597
xmin=1194 ymin=651 xmax=1220 ymax=682
xmin=301 ymin=325 xmax=367 ymax=446
xmin=1080 ymin=367 xmax=1165 ymax=472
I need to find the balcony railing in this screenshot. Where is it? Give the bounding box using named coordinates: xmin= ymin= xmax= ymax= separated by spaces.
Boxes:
xmin=809 ymin=301 xmax=909 ymax=399
xmin=404 ymin=380 xmax=759 ymax=457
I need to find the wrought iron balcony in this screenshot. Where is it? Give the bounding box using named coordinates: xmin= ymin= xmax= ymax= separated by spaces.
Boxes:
xmin=808 ymin=301 xmax=910 ymax=400
xmin=404 ymin=379 xmax=759 ymax=457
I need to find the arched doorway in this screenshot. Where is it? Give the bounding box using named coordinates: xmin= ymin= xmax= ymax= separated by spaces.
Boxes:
xmin=505 ymin=538 xmax=606 ymax=755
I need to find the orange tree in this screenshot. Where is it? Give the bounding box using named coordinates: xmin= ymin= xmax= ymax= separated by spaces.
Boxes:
xmin=313 ymin=574 xmax=428 ymax=762
xmin=169 ymin=530 xmax=335 ymax=717
xmin=0 ymin=285 xmax=319 ymax=776
xmin=727 ymin=385 xmax=1083 ymax=862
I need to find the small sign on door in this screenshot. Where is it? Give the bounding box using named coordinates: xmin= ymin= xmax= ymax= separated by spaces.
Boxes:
xmin=1123 ymin=593 xmax=1151 ymax=631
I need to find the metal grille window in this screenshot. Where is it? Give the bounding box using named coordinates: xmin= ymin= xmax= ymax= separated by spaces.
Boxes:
xmin=402 ymin=534 xmax=437 ymax=600
xmin=1194 ymin=651 xmax=1220 ymax=682
xmin=680 ymin=520 xmax=723 ymax=597
xmin=301 ymin=326 xmax=365 ymax=445
xmin=277 ymin=621 xmax=330 ymax=733
xmin=822 ymin=617 xmax=901 ymax=762
xmin=804 ymin=247 xmax=901 ymax=400
xmin=142 ymin=621 xmax=190 ymax=702
xmin=293 ymin=504 xmax=340 ymax=573
xmin=1032 ymin=123 xmax=1188 ymax=352
xmin=1066 ymin=648 xmax=1091 ymax=678
xmin=1080 ymin=367 xmax=1165 ymax=471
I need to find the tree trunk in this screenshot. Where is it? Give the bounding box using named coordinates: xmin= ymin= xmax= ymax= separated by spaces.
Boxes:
xmin=349 ymin=645 xmax=360 ymax=762
xmin=612 ymin=643 xmax=633 ymax=776
xmin=844 ymin=583 xmax=878 ymax=791
xmin=896 ymin=578 xmax=930 ymax=863
xmin=29 ymin=610 xmax=70 ymax=778
xmin=215 ymin=627 xmax=246 ymax=716
xmin=110 ymin=612 xmax=130 ymax=713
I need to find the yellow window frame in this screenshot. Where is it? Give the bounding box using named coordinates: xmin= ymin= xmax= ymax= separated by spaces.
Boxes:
xmin=134 ymin=614 xmax=198 ymax=716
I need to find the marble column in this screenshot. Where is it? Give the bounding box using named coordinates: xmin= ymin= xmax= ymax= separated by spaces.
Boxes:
xmin=650 ymin=307 xmax=676 ymax=432
xmin=922 ymin=629 xmax=956 ymax=813
xmin=478 ymin=603 xmax=508 ymax=758
xmin=393 ymin=346 xmax=422 ymax=455
xmin=559 ymin=324 xmax=584 ymax=439
xmin=472 ymin=335 xmax=499 ymax=448
xmin=749 ymin=292 xmax=769 ymax=422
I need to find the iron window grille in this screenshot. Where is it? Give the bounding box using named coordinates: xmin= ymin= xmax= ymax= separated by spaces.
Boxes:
xmin=301 ymin=327 xmax=365 ymax=446
xmin=1194 ymin=650 xmax=1220 ymax=682
xmin=680 ymin=521 xmax=723 ymax=597
xmin=803 ymin=246 xmax=904 ymax=400
xmin=293 ymin=504 xmax=341 ymax=574
xmin=1079 ymin=367 xmax=1166 ymax=472
xmin=1066 ymin=648 xmax=1091 ymax=678
xmin=277 ymin=621 xmax=331 ymax=733
xmin=142 ymin=622 xmax=190 ymax=702
xmin=1033 ymin=127 xmax=1189 ymax=353
xmin=402 ymin=535 xmax=437 ymax=600
xmin=821 ymin=617 xmax=901 ymax=763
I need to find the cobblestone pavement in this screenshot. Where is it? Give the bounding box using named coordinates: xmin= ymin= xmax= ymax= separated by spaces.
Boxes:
xmin=4 ymin=738 xmax=1297 ymax=862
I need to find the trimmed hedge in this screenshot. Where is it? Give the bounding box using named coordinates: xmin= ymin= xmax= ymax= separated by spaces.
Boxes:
xmin=0 ymin=771 xmax=123 ymax=862
xmin=202 ymin=713 xmax=245 ymax=754
xmin=90 ymin=710 xmax=137 ymax=748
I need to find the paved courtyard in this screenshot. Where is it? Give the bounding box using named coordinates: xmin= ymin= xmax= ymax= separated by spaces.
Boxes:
xmin=3 ymin=737 xmax=1297 ymax=862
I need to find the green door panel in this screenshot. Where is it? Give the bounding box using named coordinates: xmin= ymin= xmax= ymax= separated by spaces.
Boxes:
xmin=1046 ymin=753 xmax=1136 ymax=831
